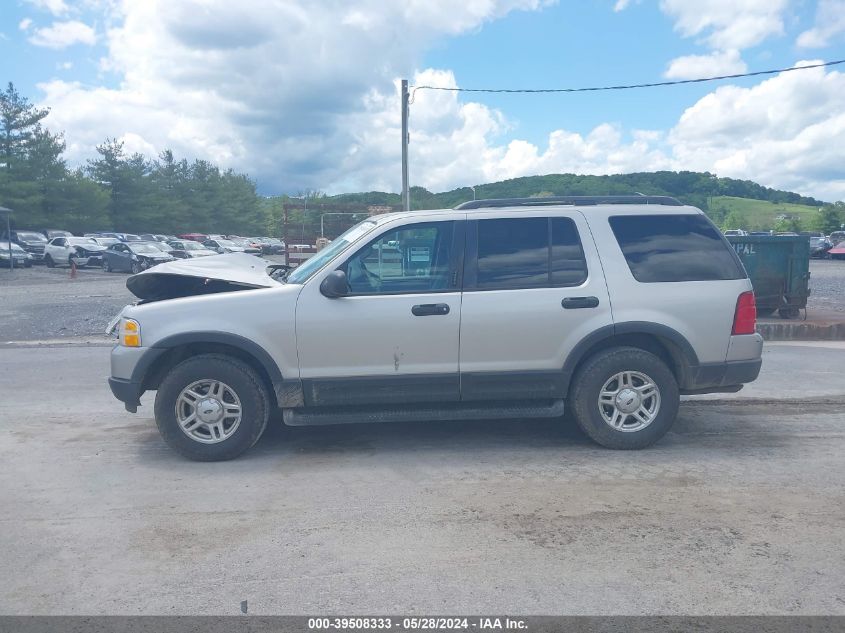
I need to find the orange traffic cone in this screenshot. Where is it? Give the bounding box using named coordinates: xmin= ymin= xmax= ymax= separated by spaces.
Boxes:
xmin=70 ymin=259 xmax=77 ymax=279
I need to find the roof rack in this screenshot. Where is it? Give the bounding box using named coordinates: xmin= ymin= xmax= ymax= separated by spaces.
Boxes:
xmin=455 ymin=195 xmax=683 ymax=210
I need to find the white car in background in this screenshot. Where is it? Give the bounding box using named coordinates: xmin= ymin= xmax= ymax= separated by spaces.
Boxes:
xmin=43 ymin=237 xmax=108 ymax=268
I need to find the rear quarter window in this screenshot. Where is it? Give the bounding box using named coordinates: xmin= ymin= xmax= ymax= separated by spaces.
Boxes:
xmin=609 ymin=214 xmax=745 ymax=283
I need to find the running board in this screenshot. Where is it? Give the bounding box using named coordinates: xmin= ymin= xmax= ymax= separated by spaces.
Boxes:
xmin=282 ymin=399 xmax=566 ymax=426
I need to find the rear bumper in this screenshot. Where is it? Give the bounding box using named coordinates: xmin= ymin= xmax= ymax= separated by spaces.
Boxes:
xmin=682 ymin=358 xmax=763 ymax=394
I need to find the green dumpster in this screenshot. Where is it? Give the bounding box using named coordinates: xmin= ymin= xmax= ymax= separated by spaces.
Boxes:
xmin=727 ymin=235 xmax=810 ymax=319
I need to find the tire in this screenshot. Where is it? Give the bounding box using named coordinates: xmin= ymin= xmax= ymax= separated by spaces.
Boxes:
xmin=778 ymin=306 xmax=800 ymax=319
xmin=102 ymin=258 xmax=112 ymax=272
xmin=570 ymin=347 xmax=679 ymax=450
xmin=45 ymin=254 xmax=55 ymax=268
xmin=154 ymin=354 xmax=271 ymax=461
xmin=130 ymin=261 xmax=142 ymax=274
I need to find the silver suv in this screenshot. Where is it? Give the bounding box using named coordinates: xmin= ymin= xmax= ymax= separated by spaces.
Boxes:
xmin=107 ymin=196 xmax=763 ymax=460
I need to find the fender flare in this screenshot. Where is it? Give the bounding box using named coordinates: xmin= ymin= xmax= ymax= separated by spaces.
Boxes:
xmin=560 ymin=322 xmax=700 ymax=391
xmin=130 ymin=331 xmax=297 ymax=406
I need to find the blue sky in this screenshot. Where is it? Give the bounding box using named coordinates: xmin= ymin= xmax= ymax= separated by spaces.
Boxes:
xmin=1 ymin=1 xmax=845 ymax=199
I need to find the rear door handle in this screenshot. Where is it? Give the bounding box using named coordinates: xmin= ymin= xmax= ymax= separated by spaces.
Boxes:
xmin=562 ymin=296 xmax=600 ymax=309
xmin=412 ymin=303 xmax=450 ymax=316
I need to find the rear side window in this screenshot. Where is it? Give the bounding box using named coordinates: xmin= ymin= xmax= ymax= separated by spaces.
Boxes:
xmin=475 ymin=217 xmax=587 ymax=289
xmin=609 ymin=214 xmax=745 ymax=283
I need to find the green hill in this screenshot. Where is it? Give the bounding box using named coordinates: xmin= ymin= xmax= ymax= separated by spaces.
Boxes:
xmin=709 ymin=196 xmax=823 ymax=231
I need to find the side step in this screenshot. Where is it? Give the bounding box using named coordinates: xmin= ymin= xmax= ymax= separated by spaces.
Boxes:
xmin=283 ymin=399 xmax=565 ymax=426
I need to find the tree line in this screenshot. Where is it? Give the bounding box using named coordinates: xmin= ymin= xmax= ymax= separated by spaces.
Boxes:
xmin=0 ymin=82 xmax=274 ymax=235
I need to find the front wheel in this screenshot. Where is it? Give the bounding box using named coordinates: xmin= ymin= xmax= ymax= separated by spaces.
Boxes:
xmin=570 ymin=347 xmax=679 ymax=450
xmin=102 ymin=258 xmax=112 ymax=272
xmin=130 ymin=260 xmax=142 ymax=274
xmin=154 ymin=354 xmax=271 ymax=461
xmin=45 ymin=254 xmax=55 ymax=268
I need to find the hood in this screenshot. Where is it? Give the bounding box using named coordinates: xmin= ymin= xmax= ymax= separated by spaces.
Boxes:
xmin=126 ymin=252 xmax=281 ymax=301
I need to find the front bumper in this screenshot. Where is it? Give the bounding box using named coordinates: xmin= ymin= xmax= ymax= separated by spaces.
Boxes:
xmin=108 ymin=377 xmax=143 ymax=412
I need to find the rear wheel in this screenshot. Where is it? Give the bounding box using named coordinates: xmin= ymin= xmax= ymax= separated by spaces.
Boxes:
xmin=154 ymin=354 xmax=271 ymax=461
xmin=570 ymin=347 xmax=679 ymax=450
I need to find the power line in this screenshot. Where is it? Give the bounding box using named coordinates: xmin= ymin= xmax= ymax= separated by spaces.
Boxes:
xmin=409 ymin=58 xmax=845 ymax=102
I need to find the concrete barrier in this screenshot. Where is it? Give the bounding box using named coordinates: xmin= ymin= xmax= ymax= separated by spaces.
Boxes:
xmin=757 ymin=318 xmax=845 ymax=341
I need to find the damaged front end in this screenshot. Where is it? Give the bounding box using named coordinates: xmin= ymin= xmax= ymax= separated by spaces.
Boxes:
xmin=125 ymin=252 xmax=284 ymax=302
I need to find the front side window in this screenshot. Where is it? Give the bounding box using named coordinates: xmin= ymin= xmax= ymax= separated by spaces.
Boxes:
xmin=343 ymin=222 xmax=455 ymax=295
xmin=474 ymin=217 xmax=588 ymax=290
xmin=609 ymin=214 xmax=746 ymax=283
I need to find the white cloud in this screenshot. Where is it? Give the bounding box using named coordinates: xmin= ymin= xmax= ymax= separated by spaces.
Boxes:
xmin=659 ymin=0 xmax=788 ymax=50
xmin=25 ymin=0 xmax=70 ymax=16
xmin=664 ymin=49 xmax=747 ymax=80
xmin=34 ymin=1 xmax=845 ymax=201
xmin=613 ymin=0 xmax=637 ymax=11
xmin=57 ymin=61 xmax=74 ymax=70
xmin=19 ymin=18 xmax=33 ymax=31
xmin=668 ymin=61 xmax=845 ymax=200
xmin=28 ymin=20 xmax=96 ymax=48
xmin=797 ymin=0 xmax=845 ymax=48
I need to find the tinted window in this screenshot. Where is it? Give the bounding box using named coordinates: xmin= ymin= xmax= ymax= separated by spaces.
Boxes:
xmin=477 ymin=218 xmax=548 ymax=289
xmin=475 ymin=217 xmax=587 ymax=289
xmin=551 ymin=218 xmax=588 ymax=286
xmin=609 ymin=214 xmax=745 ymax=283
xmin=344 ymin=222 xmax=454 ymax=294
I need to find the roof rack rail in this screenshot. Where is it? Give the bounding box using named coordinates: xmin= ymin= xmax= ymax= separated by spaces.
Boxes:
xmin=455 ymin=195 xmax=683 ymax=210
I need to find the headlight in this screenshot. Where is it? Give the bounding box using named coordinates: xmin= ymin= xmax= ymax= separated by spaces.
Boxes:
xmin=119 ymin=318 xmax=141 ymax=347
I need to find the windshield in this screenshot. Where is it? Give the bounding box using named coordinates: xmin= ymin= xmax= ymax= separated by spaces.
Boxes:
xmin=123 ymin=234 xmax=142 ymax=241
xmin=17 ymin=231 xmax=46 ymax=242
xmin=1 ymin=242 xmax=27 ymax=253
xmin=216 ymin=239 xmax=237 ymax=247
xmin=181 ymin=241 xmax=204 ymax=250
xmin=130 ymin=243 xmax=163 ymax=254
xmin=286 ymin=221 xmax=378 ymax=284
xmin=93 ymin=237 xmax=120 ymax=246
xmin=67 ymin=237 xmax=98 ymax=246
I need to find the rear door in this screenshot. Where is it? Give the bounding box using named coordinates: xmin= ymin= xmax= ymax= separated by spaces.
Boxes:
xmin=459 ymin=211 xmax=612 ymax=401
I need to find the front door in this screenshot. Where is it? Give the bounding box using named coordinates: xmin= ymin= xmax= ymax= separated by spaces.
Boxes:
xmin=295 ymin=217 xmax=464 ymax=407
xmin=458 ymin=211 xmax=613 ymax=400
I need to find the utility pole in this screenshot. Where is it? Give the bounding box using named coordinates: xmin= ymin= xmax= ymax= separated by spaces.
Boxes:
xmin=0 ymin=207 xmax=12 ymax=272
xmin=401 ymin=79 xmax=410 ymax=212
xmin=282 ymin=202 xmax=289 ymax=267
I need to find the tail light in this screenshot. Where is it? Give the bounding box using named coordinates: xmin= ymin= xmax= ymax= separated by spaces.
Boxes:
xmin=732 ymin=291 xmax=757 ymax=335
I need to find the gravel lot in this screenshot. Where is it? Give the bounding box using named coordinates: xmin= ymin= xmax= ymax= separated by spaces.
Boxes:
xmin=0 ymin=256 xmax=287 ymax=342
xmin=1 ymin=258 xmax=844 ymax=342
xmin=1 ymin=343 xmax=844 ymax=615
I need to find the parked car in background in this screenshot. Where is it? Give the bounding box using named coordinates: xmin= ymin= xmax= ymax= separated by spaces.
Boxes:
xmin=829 ymin=241 xmax=845 ymax=260
xmin=226 ymin=237 xmax=262 ymax=254
xmin=116 ymin=233 xmax=143 ymax=242
xmin=88 ymin=236 xmax=121 ymax=248
xmin=829 ymin=231 xmax=845 ymax=245
xmin=167 ymin=240 xmax=217 ymax=258
xmin=264 ymin=237 xmax=285 ymax=254
xmin=44 ymin=237 xmax=107 ymax=268
xmin=143 ymin=241 xmax=177 ymax=256
xmin=41 ymin=229 xmax=74 ymax=240
xmin=138 ymin=233 xmax=162 ymax=242
xmin=102 ymin=241 xmax=176 ymax=274
xmin=1 ymin=229 xmax=48 ymax=262
xmin=203 ymin=238 xmax=250 ymax=254
xmin=810 ymin=235 xmax=833 ymax=258
xmin=153 ymin=234 xmax=172 ymax=242
xmin=0 ymin=241 xmax=33 ymax=267
xmin=178 ymin=233 xmax=208 ymax=242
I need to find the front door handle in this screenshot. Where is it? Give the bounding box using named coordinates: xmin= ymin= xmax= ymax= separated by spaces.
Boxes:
xmin=412 ymin=303 xmax=450 ymax=316
xmin=562 ymin=296 xmax=600 ymax=309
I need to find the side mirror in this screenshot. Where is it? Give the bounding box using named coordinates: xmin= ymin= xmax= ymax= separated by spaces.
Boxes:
xmin=320 ymin=270 xmax=349 ymax=298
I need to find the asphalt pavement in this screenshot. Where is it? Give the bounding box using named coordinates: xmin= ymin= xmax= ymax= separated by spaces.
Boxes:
xmin=0 ymin=341 xmax=843 ymax=615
